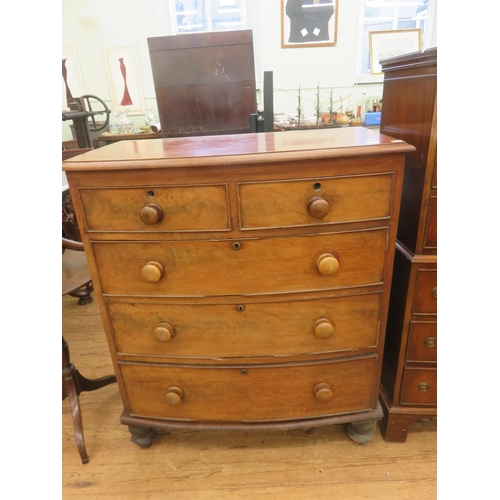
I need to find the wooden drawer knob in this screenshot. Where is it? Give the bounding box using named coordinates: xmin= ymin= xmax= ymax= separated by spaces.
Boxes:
xmin=314 ymin=383 xmax=333 ymax=402
xmin=308 ymin=196 xmax=330 ymax=219
xmin=153 ymin=322 xmax=174 ymax=342
xmin=314 ymin=318 xmax=335 ymax=339
xmin=316 ymin=253 xmax=339 ymax=275
xmin=166 ymin=387 xmax=184 ymax=406
xmin=140 ymin=204 xmax=163 ymax=225
xmin=141 ymin=261 xmax=164 ymax=283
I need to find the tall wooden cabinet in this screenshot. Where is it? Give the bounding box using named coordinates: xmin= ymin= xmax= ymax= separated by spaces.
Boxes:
xmin=378 ymin=48 xmax=437 ymax=442
xmin=63 ymin=128 xmax=414 ymax=448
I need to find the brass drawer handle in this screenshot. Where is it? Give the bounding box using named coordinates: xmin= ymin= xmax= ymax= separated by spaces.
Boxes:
xmin=314 ymin=383 xmax=333 ymax=402
xmin=141 ymin=261 xmax=164 ymax=283
xmin=418 ymin=382 xmax=429 ymax=393
xmin=153 ymin=322 xmax=174 ymax=342
xmin=425 ymin=337 xmax=436 ymax=348
xmin=432 ymin=287 xmax=437 ymax=298
xmin=314 ymin=318 xmax=335 ymax=339
xmin=140 ymin=203 xmax=163 ymax=225
xmin=316 ymin=253 xmax=340 ymax=276
xmin=166 ymin=387 xmax=184 ymax=406
xmin=307 ymin=196 xmax=330 ymax=219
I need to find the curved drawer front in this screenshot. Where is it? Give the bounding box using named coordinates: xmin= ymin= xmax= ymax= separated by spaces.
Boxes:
xmin=238 ymin=173 xmax=394 ymax=229
xmin=92 ymin=228 xmax=388 ymax=296
xmin=108 ymin=292 xmax=382 ymax=358
xmin=79 ymin=184 xmax=229 ymax=232
xmin=400 ymin=367 xmax=437 ymax=406
xmin=120 ymin=356 xmax=377 ymax=421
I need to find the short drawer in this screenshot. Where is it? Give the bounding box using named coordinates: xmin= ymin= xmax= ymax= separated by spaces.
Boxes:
xmin=107 ymin=291 xmax=382 ymax=359
xmin=406 ymin=321 xmax=437 ymax=363
xmin=79 ymin=184 xmax=229 ymax=232
xmin=120 ymin=355 xmax=377 ymax=421
xmin=412 ymin=269 xmax=437 ymax=314
xmin=92 ymin=227 xmax=388 ymax=296
xmin=238 ymin=173 xmax=394 ymax=229
xmin=400 ymin=367 xmax=437 ymax=406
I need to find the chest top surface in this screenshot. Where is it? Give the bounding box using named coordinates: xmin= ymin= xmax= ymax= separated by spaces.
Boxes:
xmin=62 ymin=127 xmax=414 ymax=172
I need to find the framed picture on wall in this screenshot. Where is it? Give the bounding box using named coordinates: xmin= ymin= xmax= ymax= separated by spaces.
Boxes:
xmin=103 ymin=45 xmax=145 ymax=115
xmin=62 ymin=46 xmax=85 ymax=110
xmin=281 ymin=0 xmax=338 ymax=48
xmin=369 ymin=29 xmax=422 ymax=75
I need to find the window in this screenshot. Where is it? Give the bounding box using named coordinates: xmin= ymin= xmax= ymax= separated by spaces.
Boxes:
xmin=358 ymin=0 xmax=428 ymax=75
xmin=168 ymin=0 xmax=247 ymax=34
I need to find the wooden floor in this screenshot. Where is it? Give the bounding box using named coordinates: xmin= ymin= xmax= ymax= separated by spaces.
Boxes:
xmin=62 ymin=294 xmax=437 ymax=499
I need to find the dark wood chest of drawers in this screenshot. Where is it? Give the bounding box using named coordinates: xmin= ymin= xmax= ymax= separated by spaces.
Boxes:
xmin=378 ymin=47 xmax=438 ymax=441
xmin=63 ymin=127 xmax=413 ymax=448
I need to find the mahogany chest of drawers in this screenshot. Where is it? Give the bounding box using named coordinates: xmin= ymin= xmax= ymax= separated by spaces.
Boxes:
xmin=63 ymin=127 xmax=414 ymax=448
xmin=378 ymin=48 xmax=438 ymax=442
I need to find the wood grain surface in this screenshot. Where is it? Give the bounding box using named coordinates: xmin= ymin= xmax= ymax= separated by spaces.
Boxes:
xmin=62 ymin=294 xmax=437 ymax=499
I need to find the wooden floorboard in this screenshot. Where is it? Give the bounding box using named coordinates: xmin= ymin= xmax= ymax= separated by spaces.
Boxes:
xmin=62 ymin=294 xmax=437 ymax=499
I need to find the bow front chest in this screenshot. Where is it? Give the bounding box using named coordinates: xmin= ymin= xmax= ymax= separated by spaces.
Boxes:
xmin=63 ymin=127 xmax=414 ymax=447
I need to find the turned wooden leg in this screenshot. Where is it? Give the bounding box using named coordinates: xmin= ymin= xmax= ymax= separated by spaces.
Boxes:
xmin=62 ymin=336 xmax=117 ymax=463
xmin=68 ymin=281 xmax=94 ymax=305
xmin=128 ymin=425 xmax=158 ymax=449
xmin=62 ymin=338 xmax=89 ymax=464
xmin=346 ymin=420 xmax=376 ymax=444
xmin=62 ymin=337 xmax=117 ymax=399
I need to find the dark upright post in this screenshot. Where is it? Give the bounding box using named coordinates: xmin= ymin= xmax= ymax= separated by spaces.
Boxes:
xmin=263 ymin=71 xmax=274 ymax=132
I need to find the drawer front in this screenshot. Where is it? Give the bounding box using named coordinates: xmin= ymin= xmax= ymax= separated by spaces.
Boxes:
xmin=400 ymin=367 xmax=437 ymax=406
xmin=238 ymin=173 xmax=394 ymax=229
xmin=412 ymin=269 xmax=437 ymax=314
xmin=79 ymin=184 xmax=229 ymax=232
xmin=108 ymin=292 xmax=382 ymax=359
xmin=406 ymin=321 xmax=437 ymax=363
xmin=92 ymin=228 xmax=388 ymax=296
xmin=120 ymin=356 xmax=377 ymax=421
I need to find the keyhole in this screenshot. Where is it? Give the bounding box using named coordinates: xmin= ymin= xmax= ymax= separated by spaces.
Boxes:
xmin=147 ymin=190 xmax=155 ymax=198
xmin=313 ymin=182 xmax=322 ymax=191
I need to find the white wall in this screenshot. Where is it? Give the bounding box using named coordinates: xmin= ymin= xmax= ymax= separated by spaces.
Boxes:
xmin=253 ymin=1 xmax=363 ymax=89
xmin=62 ymin=0 xmax=436 ymax=140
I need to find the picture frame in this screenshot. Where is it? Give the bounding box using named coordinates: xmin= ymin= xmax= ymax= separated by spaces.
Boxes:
xmin=103 ymin=45 xmax=145 ymax=115
xmin=281 ymin=0 xmax=338 ymax=48
xmin=369 ymin=28 xmax=422 ymax=75
xmin=62 ymin=46 xmax=85 ymax=110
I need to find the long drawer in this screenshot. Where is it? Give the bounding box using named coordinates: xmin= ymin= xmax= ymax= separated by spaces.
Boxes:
xmin=107 ymin=291 xmax=382 ymax=359
xmin=238 ymin=173 xmax=394 ymax=229
xmin=92 ymin=228 xmax=388 ymax=296
xmin=120 ymin=355 xmax=377 ymax=421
